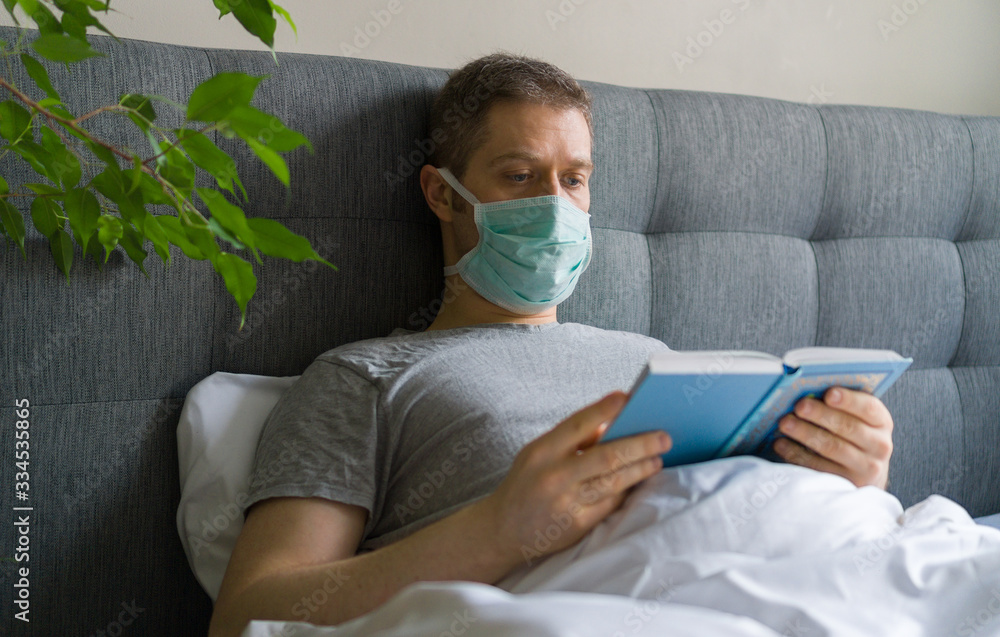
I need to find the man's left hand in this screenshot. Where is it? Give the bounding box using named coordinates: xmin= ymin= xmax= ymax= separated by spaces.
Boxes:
xmin=772 ymin=387 xmax=893 ymax=489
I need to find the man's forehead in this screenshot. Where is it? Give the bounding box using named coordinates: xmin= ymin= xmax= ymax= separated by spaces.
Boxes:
xmin=488 ymin=150 xmax=594 ymax=170
xmin=476 ymin=103 xmax=593 ymax=168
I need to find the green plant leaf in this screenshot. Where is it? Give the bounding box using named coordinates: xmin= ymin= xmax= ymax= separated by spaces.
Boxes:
xmin=53 ymin=0 xmax=114 ymax=38
xmin=268 ymin=0 xmax=297 ymax=36
xmin=39 ymin=125 xmax=82 ymax=188
xmin=64 ymin=187 xmax=100 ymax=255
xmin=159 ymin=144 xmax=195 ymax=196
xmin=0 ymin=175 xmax=7 ymax=194
xmin=31 ymin=33 xmax=104 ymax=63
xmin=197 ymin=187 xmax=255 ymax=249
xmin=223 ymin=104 xmax=311 ymax=152
xmin=182 ymin=218 xmax=220 ymax=259
xmin=0 ymin=200 xmax=26 ymax=257
xmin=9 ymin=141 xmax=59 ymax=184
xmin=207 ymin=216 xmax=244 ymax=250
xmin=140 ymin=213 xmax=170 ymax=263
xmin=96 ymin=214 xmax=122 ymax=261
xmin=91 ymin=167 xmax=144 ymax=226
xmin=123 ymin=167 xmax=172 ymax=206
xmin=156 ymin=214 xmax=206 ymax=260
xmin=229 ymin=0 xmax=277 ymax=48
xmin=48 ymin=227 xmax=73 ymax=283
xmin=118 ymin=222 xmax=148 ymax=276
xmin=120 ymin=93 xmax=156 ymax=132
xmin=30 ymin=196 xmax=62 ymax=237
xmin=245 ymin=136 xmax=289 ymax=185
xmin=0 ymin=100 xmax=33 ymax=143
xmin=25 ymin=182 xmax=63 ymax=196
xmin=86 ymin=140 xmax=122 ymax=174
xmin=211 ymin=251 xmax=257 ymax=329
xmin=3 ymin=0 xmax=20 ymax=24
xmin=20 ymin=54 xmax=60 ymax=100
xmin=61 ymin=12 xmax=85 ymax=39
xmin=22 ymin=0 xmax=63 ymax=36
xmin=176 ymin=129 xmax=246 ymax=199
xmin=186 ymin=72 xmax=265 ymax=122
xmin=83 ymin=231 xmax=104 ymax=268
xmin=247 ymin=217 xmax=333 ymax=266
xmin=213 ymin=0 xmax=231 ymax=17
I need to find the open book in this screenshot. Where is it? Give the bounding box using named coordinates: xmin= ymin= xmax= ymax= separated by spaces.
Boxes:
xmin=602 ymin=347 xmax=912 ymax=468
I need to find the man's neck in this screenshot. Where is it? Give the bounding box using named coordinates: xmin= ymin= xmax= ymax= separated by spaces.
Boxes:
xmin=424 ymin=275 xmax=558 ymax=331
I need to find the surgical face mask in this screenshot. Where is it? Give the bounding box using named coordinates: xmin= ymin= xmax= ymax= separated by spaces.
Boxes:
xmin=436 ymin=167 xmax=592 ymax=315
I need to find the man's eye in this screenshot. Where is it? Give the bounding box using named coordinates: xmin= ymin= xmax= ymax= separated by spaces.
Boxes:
xmin=509 ymin=174 xmax=529 ymax=183
xmin=564 ymin=176 xmax=583 ymax=187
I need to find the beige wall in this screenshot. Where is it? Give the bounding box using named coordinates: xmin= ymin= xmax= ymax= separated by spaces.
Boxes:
xmin=4 ymin=0 xmax=999 ymax=116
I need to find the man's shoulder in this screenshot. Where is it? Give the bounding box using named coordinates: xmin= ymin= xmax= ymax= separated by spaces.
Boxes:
xmin=555 ymin=322 xmax=671 ymax=350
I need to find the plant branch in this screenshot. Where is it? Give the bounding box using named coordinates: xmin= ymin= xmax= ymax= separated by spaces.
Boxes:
xmin=141 ymin=123 xmax=218 ymax=167
xmin=0 ymin=74 xmax=209 ymax=225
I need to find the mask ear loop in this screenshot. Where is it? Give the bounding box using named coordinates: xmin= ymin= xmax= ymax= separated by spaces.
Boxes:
xmin=436 ymin=167 xmax=482 ymax=207
xmin=437 ymin=167 xmax=484 ymax=278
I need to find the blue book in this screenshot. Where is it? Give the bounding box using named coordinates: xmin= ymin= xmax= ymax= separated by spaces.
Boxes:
xmin=601 ymin=347 xmax=912 ymax=467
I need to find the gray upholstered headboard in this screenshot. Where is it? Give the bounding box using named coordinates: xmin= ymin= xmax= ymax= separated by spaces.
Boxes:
xmin=1 ymin=26 xmax=997 ymax=636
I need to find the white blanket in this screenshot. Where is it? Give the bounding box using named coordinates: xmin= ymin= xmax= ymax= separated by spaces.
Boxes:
xmin=241 ymin=457 xmax=1000 ymax=636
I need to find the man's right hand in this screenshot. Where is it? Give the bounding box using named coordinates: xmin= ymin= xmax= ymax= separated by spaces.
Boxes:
xmin=481 ymin=391 xmax=672 ymax=565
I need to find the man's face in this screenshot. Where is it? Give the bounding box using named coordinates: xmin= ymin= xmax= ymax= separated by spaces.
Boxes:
xmin=448 ymin=100 xmax=593 ymax=256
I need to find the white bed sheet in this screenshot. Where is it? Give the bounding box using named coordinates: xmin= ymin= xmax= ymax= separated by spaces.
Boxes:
xmin=240 ymin=456 xmax=1000 ymax=636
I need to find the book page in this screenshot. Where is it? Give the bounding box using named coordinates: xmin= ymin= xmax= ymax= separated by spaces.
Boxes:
xmin=648 ymin=350 xmax=783 ymax=375
xmin=782 ymin=347 xmax=904 ymax=368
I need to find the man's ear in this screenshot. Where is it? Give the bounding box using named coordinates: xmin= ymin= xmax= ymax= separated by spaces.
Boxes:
xmin=420 ymin=165 xmax=454 ymax=222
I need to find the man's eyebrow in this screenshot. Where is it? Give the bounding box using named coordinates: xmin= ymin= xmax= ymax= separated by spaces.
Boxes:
xmin=488 ymin=151 xmax=594 ymax=170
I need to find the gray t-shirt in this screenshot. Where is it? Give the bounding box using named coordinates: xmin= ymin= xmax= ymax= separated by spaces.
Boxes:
xmin=246 ymin=321 xmax=669 ymax=551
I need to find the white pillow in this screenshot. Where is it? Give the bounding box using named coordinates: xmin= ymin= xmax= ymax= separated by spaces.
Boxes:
xmin=176 ymin=371 xmax=299 ymax=601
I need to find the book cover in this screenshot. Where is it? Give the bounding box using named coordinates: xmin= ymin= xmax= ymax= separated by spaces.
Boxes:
xmin=602 ymin=347 xmax=912 ymax=468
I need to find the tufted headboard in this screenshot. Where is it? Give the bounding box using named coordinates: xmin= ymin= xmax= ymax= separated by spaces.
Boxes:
xmin=1 ymin=26 xmax=997 ymax=636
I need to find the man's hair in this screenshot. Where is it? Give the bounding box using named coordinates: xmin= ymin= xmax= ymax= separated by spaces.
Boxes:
xmin=427 ymin=52 xmax=593 ymax=180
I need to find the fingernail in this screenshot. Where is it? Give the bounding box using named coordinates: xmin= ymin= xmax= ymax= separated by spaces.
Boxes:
xmin=659 ymin=432 xmax=671 ymax=450
xmin=828 ymin=388 xmax=841 ymax=404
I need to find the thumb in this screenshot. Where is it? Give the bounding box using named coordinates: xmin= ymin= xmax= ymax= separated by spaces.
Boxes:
xmin=553 ymin=391 xmax=629 ymax=456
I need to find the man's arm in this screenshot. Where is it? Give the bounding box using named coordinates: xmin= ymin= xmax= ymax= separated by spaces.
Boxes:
xmin=772 ymin=387 xmax=894 ymax=488
xmin=208 ymin=391 xmax=671 ymax=636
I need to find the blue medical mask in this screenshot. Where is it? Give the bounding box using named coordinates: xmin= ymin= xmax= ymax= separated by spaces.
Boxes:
xmin=437 ymin=167 xmax=592 ymax=315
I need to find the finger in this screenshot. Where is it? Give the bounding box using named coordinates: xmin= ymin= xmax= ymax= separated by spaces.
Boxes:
xmin=578 ymin=452 xmax=663 ymax=505
xmin=573 ymin=431 xmax=670 ymax=486
xmin=821 ymin=388 xmax=893 ymax=433
xmin=773 ymin=436 xmax=852 ymax=480
xmin=570 ymin=490 xmax=628 ymax=531
xmin=777 ymin=413 xmax=868 ymax=469
xmin=792 ymin=396 xmax=892 ymax=459
xmin=547 ymin=391 xmax=630 ymax=457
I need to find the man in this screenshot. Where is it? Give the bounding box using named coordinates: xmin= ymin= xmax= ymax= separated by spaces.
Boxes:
xmin=208 ymin=53 xmax=893 ymax=636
